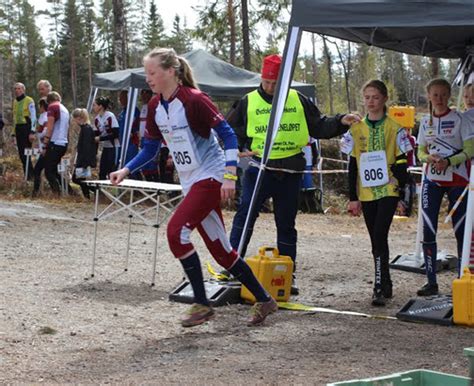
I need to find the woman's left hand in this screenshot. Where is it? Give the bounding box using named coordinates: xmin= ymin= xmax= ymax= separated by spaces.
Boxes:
xmin=221 ymin=179 xmax=235 ymax=203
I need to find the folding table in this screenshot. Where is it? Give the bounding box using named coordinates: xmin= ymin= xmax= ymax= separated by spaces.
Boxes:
xmin=86 ymin=179 xmax=182 ymax=285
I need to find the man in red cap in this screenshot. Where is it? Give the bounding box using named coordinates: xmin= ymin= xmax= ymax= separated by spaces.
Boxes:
xmin=227 ymin=53 xmax=360 ymax=295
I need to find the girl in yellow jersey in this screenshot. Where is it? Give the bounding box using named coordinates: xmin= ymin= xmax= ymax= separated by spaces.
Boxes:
xmin=341 ymin=80 xmax=412 ymax=306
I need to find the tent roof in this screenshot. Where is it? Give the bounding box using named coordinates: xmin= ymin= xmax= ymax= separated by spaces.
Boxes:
xmin=92 ymin=49 xmax=316 ymax=99
xmin=289 ymin=0 xmax=474 ymax=59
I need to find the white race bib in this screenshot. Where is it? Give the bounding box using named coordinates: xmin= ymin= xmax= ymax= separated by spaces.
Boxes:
xmin=426 ymin=163 xmax=453 ymax=182
xmin=162 ymin=126 xmax=199 ymax=172
xmin=359 ymin=150 xmax=389 ymax=187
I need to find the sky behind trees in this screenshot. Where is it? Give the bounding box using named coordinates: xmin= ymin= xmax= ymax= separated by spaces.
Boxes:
xmin=0 ymin=0 xmax=460 ymax=117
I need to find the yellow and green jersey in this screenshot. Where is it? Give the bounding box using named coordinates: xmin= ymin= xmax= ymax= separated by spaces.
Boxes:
xmin=341 ymin=116 xmax=411 ymax=201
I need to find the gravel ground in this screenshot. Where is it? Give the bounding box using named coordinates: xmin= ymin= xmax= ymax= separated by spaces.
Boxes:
xmin=1 ymin=196 xmax=473 ymax=385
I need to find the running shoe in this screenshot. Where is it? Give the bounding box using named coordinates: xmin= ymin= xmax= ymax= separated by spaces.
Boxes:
xmin=181 ymin=304 xmax=215 ymax=327
xmin=371 ymin=288 xmax=386 ymax=307
xmin=382 ymin=282 xmax=393 ymax=299
xmin=247 ymin=297 xmax=278 ymax=326
xmin=417 ymin=283 xmax=439 ymax=297
xmin=291 ymin=274 xmax=299 ymax=295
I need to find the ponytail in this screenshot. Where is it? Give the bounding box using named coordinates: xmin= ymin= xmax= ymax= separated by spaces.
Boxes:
xmin=177 ymin=57 xmax=198 ymax=89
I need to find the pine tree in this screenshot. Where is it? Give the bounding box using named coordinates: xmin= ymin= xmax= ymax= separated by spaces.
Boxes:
xmin=96 ymin=0 xmax=115 ymax=71
xmin=144 ymin=0 xmax=166 ymax=50
xmin=14 ymin=0 xmax=45 ymax=96
xmin=192 ymin=1 xmax=236 ymax=60
xmin=42 ymin=0 xmax=64 ymax=93
xmin=60 ymin=0 xmax=88 ymax=107
xmin=80 ymin=0 xmax=97 ymax=90
xmin=165 ymin=15 xmax=192 ymax=55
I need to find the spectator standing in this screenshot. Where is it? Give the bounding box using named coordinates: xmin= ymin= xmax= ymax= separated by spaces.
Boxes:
xmin=32 ymin=99 xmax=49 ymax=196
xmin=93 ymin=96 xmax=120 ymax=180
xmin=12 ymin=82 xmax=36 ymax=179
xmin=42 ymin=91 xmax=70 ymax=195
xmin=37 ymin=80 xmax=52 ymax=99
xmin=227 ymin=54 xmax=360 ymax=295
xmin=416 ymin=78 xmax=474 ymax=296
xmin=463 ymin=83 xmax=473 ymax=124
xmin=71 ymin=108 xmax=99 ymax=199
xmin=342 ymin=80 xmax=411 ymax=306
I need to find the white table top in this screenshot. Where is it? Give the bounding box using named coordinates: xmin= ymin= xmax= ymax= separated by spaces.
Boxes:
xmin=86 ymin=179 xmax=182 ymax=191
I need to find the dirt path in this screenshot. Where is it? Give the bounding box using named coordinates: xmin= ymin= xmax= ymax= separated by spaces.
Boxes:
xmin=1 ymin=198 xmax=472 ymax=385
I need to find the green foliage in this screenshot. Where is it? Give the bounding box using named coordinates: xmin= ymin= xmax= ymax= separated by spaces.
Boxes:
xmin=163 ymin=15 xmax=193 ymax=55
xmin=144 ymin=0 xmax=165 ymax=50
xmin=0 ymin=0 xmax=462 ymax=114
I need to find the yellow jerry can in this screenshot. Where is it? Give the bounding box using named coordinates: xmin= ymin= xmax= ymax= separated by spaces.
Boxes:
xmin=388 ymin=105 xmax=416 ymax=129
xmin=453 ymin=267 xmax=474 ymax=327
xmin=240 ymin=246 xmax=293 ymax=303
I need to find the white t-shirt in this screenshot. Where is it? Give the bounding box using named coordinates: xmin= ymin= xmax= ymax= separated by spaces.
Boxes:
xmin=47 ymin=103 xmax=69 ymax=146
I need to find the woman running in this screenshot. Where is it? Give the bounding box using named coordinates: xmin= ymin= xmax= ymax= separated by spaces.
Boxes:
xmin=417 ymin=78 xmax=474 ymax=296
xmin=110 ymin=48 xmax=277 ymax=327
xmin=341 ymin=80 xmax=411 ymax=306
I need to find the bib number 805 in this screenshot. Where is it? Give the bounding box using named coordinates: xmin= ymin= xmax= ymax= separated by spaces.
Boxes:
xmin=364 ymin=168 xmax=384 ymax=182
xmin=174 ymin=151 xmax=192 ymax=165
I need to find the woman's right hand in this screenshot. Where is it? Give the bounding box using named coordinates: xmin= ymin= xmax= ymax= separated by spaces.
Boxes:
xmin=109 ymin=168 xmax=129 ymax=185
xmin=347 ymin=200 xmax=362 ymax=217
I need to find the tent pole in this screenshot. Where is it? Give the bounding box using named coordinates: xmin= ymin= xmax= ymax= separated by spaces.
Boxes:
xmin=119 ymin=87 xmax=133 ymax=168
xmin=237 ymin=26 xmax=302 ymax=256
xmin=87 ymin=88 xmax=98 ymax=112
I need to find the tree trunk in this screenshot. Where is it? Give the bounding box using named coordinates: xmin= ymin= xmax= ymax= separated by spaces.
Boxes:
xmin=113 ymin=0 xmax=127 ymax=70
xmin=241 ymin=0 xmax=251 ymax=70
xmin=347 ymin=42 xmax=353 ymax=110
xmin=311 ymin=33 xmax=317 ymax=89
xmin=228 ymin=0 xmax=236 ymax=65
xmin=70 ymin=42 xmax=77 ymax=107
xmin=329 ymin=38 xmax=351 ymax=111
xmin=322 ymin=36 xmax=334 ymax=115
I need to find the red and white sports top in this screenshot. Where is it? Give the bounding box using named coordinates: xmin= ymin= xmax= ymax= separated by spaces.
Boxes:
xmin=95 ymin=111 xmax=120 ymax=149
xmin=145 ymin=86 xmax=227 ymax=193
xmin=418 ymin=109 xmax=472 ymax=186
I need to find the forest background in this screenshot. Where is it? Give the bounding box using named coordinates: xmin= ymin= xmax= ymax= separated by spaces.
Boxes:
xmin=0 ymin=0 xmax=462 ymax=123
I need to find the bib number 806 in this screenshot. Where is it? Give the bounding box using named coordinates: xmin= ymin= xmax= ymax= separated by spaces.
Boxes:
xmin=174 ymin=151 xmax=192 ymax=165
xmin=364 ymin=168 xmax=384 ymax=182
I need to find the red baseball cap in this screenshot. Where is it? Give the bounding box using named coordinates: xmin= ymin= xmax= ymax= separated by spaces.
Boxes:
xmin=261 ymin=54 xmax=282 ymax=80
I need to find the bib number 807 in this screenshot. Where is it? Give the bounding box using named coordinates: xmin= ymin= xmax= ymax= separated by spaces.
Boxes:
xmin=174 ymin=151 xmax=192 ymax=165
xmin=429 ymin=163 xmax=447 ymax=176
xmin=364 ymin=168 xmax=384 ymax=182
